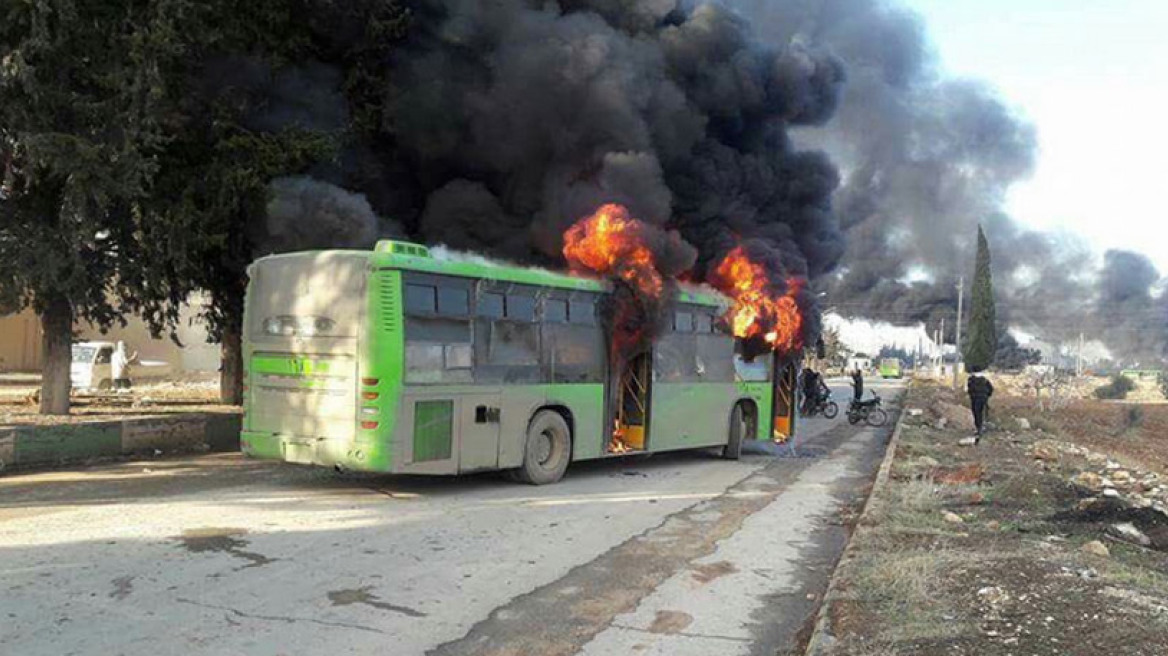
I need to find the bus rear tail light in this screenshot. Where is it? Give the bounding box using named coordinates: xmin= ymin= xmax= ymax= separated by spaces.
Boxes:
xmin=361 ymin=378 xmax=379 ymax=387
xmin=360 ymin=421 xmax=379 ymax=430
xmin=360 ymin=407 xmax=378 ymax=416
xmin=362 ymin=391 xmax=380 ymax=400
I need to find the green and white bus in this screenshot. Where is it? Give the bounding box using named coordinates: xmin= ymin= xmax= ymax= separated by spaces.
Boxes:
xmin=240 ymin=241 xmax=794 ymax=484
xmin=879 ymin=358 xmax=902 ymax=379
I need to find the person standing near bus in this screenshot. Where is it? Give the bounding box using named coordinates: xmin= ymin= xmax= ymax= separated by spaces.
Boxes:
xmin=966 ymin=368 xmax=994 ymax=440
xmin=111 ymin=341 xmax=137 ymax=391
xmin=850 ymin=367 xmax=864 ymax=403
xmin=801 ymin=367 xmax=819 ymax=415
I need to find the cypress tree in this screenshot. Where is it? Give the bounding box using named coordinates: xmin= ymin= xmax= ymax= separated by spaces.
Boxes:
xmin=964 ymin=225 xmax=997 ymax=371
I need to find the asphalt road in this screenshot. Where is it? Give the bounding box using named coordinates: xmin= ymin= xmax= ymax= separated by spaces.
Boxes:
xmin=0 ymin=379 xmax=906 ymax=656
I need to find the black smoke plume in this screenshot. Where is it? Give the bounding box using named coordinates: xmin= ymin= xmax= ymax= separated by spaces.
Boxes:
xmin=729 ymin=0 xmax=1167 ymax=364
xmin=259 ymin=176 xmax=399 ymax=254
xmin=240 ymin=0 xmax=847 ymax=352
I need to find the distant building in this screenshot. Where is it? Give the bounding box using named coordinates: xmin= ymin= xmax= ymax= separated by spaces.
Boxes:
xmin=823 ymin=312 xmax=942 ymax=364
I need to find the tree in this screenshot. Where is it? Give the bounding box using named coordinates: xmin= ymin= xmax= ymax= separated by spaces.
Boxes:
xmin=963 ymin=225 xmax=997 ymax=371
xmin=131 ymin=0 xmax=407 ymax=404
xmin=0 ymin=1 xmax=185 ymax=413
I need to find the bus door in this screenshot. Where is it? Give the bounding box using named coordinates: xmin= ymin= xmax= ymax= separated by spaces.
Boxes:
xmin=773 ymin=358 xmax=798 ymax=442
xmin=610 ymin=351 xmax=650 ymax=453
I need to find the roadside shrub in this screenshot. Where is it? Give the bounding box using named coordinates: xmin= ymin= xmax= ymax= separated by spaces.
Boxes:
xmin=1158 ymin=372 xmax=1168 ymax=399
xmin=1094 ymin=374 xmax=1135 ymax=400
xmin=1123 ymin=405 xmax=1145 ymax=431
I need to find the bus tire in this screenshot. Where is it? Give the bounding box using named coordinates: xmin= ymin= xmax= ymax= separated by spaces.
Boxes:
xmin=722 ymin=403 xmax=746 ymax=460
xmin=515 ymin=410 xmax=572 ymax=485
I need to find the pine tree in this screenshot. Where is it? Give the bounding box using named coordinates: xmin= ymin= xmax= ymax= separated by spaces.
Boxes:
xmin=963 ymin=225 xmax=997 ymax=371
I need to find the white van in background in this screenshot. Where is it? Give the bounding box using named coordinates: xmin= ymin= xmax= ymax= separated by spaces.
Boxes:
xmin=70 ymin=341 xmax=173 ymax=391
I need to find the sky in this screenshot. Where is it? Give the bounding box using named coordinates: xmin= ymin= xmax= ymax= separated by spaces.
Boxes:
xmin=902 ymin=0 xmax=1168 ymax=274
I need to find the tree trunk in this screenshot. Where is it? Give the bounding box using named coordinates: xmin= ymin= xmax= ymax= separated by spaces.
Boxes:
xmin=39 ymin=295 xmax=73 ymax=415
xmin=220 ymin=324 xmax=243 ymax=405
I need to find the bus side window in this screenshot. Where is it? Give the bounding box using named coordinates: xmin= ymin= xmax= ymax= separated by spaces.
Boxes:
xmin=506 ymin=294 xmax=535 ymax=322
xmin=569 ymin=299 xmax=595 ymax=325
xmin=544 ymin=299 xmax=568 ymax=323
xmin=694 ymin=313 xmax=712 ymax=333
xmin=405 ymin=284 xmax=437 ymax=315
xmin=478 ymin=292 xmax=504 ymax=319
xmin=438 ymin=286 xmax=469 ymax=316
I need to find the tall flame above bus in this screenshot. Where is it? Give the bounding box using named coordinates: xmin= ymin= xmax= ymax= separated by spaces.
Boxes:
xmin=710 ymin=246 xmax=805 ymax=358
xmin=562 ymin=203 xmax=664 ymax=298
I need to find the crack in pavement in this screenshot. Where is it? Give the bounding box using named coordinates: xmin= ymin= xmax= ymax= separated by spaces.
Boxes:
xmin=175 ymin=598 xmax=387 ymax=634
xmin=609 ymin=623 xmax=754 ymax=643
xmin=425 ymin=420 xmax=869 ymax=656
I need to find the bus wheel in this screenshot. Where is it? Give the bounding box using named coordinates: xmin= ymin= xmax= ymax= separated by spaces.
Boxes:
xmin=516 ymin=410 xmax=571 ymax=485
xmin=722 ymin=404 xmax=746 ymax=460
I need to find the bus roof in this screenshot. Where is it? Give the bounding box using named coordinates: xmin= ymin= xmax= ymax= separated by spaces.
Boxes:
xmin=369 ymin=240 xmax=729 ymax=308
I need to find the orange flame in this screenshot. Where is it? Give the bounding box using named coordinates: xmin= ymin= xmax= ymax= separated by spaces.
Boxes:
xmin=711 ymin=246 xmax=804 ymax=355
xmin=609 ymin=419 xmax=633 ymax=454
xmin=563 ymin=203 xmax=663 ymax=298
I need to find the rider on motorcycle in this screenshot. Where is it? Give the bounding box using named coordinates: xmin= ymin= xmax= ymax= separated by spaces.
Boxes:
xmin=801 ymin=368 xmax=832 ymax=415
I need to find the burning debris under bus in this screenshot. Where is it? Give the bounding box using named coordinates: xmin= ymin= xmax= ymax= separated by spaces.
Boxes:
xmin=241 ymin=204 xmax=811 ymax=482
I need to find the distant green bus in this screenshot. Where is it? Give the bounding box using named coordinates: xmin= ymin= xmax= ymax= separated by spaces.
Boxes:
xmin=879 ymin=358 xmax=902 ymax=379
xmin=240 ymin=241 xmax=792 ymax=484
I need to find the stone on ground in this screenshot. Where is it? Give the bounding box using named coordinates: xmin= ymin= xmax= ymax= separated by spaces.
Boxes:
xmin=1081 ymin=540 xmax=1111 ymax=557
xmin=1073 ymin=471 xmax=1104 ymax=493
xmin=1031 ymin=440 xmax=1059 ymax=461
xmin=1108 ymin=523 xmax=1152 ymax=547
xmin=935 ymin=402 xmax=975 ymax=431
xmin=941 ymin=510 xmax=964 ymax=524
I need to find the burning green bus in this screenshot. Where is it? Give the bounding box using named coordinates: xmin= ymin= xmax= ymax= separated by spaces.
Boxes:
xmin=240 ymin=240 xmax=795 ymax=484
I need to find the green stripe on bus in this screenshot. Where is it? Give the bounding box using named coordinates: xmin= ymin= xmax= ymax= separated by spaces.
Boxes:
xmin=251 ymin=356 xmax=340 ymax=376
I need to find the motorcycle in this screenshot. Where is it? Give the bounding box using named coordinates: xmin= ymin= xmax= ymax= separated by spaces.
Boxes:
xmin=804 ymin=389 xmax=839 ymax=419
xmin=847 ymin=393 xmax=888 ymax=427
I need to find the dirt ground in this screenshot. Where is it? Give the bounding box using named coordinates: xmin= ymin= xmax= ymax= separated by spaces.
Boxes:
xmin=819 ymin=381 xmax=1168 ymax=656
xmin=0 ymin=378 xmax=231 ymax=426
xmin=997 ymin=396 xmax=1168 ymax=476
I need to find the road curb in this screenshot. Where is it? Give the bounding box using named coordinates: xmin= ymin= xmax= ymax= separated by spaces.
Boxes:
xmin=0 ymin=412 xmax=241 ymax=473
xmin=802 ymin=395 xmax=909 ymax=656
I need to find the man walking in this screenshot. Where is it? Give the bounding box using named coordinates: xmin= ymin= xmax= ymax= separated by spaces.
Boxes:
xmin=966 ymin=367 xmax=994 ymax=440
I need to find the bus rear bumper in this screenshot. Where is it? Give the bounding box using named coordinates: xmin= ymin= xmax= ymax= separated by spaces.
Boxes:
xmin=240 ymin=431 xmax=389 ymax=472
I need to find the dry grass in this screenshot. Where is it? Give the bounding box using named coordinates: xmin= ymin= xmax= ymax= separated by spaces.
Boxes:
xmin=823 ymin=380 xmax=1168 ymax=655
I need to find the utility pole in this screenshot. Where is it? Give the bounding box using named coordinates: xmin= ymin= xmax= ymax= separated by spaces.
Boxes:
xmin=1077 ymin=332 xmax=1084 ymax=376
xmin=953 ymin=275 xmax=964 ymax=389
